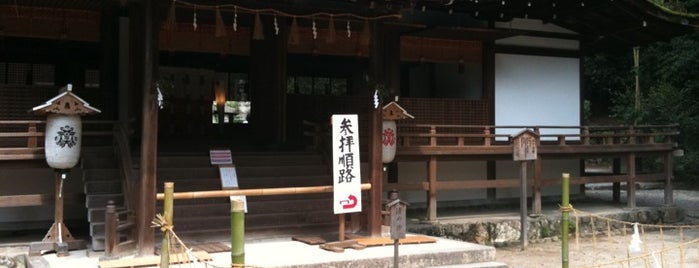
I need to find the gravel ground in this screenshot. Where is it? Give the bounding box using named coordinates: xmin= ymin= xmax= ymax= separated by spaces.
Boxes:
xmin=495 ymin=186 xmax=699 ymax=267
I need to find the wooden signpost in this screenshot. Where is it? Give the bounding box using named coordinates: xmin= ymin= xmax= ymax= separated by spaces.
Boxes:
xmin=512 ymin=129 xmax=538 ymax=249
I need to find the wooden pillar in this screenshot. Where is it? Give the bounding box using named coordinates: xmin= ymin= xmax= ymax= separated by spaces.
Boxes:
xmin=664 ymin=152 xmax=674 ymax=206
xmin=368 ymin=104 xmax=383 ymax=237
xmin=612 ymin=158 xmax=621 ymax=202
xmin=626 ymin=153 xmax=636 ymax=208
xmin=486 ymin=160 xmax=496 ymax=201
xmin=532 ymin=158 xmax=542 ymax=215
xmin=427 ymin=156 xmax=437 ymax=221
xmin=249 ymin=16 xmax=288 ymax=147
xmin=100 ymin=7 xmax=120 ymax=119
xmin=135 ymin=0 xmax=159 ymax=256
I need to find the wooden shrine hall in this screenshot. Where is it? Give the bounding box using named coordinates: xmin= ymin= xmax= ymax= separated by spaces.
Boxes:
xmin=0 ymin=0 xmax=696 ymax=255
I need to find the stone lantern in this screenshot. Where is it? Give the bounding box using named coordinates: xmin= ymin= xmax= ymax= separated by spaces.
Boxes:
xmin=381 ymin=100 xmax=413 ymax=163
xmin=29 ymin=84 xmax=100 ymax=256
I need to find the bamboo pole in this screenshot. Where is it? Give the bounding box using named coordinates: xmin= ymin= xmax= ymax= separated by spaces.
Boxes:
xmin=160 ymin=182 xmax=173 ymax=268
xmin=562 ymin=173 xmax=570 ymax=268
xmin=231 ymin=199 xmax=245 ymax=266
xmin=157 ymin=183 xmax=372 ymax=200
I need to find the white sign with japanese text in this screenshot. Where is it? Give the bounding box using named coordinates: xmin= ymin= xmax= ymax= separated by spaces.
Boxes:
xmin=331 ymin=114 xmax=362 ymax=214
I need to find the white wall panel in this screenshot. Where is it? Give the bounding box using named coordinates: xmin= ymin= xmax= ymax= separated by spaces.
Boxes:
xmin=494 ymin=54 xmax=580 ymax=139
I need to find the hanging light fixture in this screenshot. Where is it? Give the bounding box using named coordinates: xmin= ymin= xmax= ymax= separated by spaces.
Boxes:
xmin=253 ymin=13 xmax=264 ymax=40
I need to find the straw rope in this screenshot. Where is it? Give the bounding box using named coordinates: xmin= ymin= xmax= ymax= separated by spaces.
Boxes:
xmin=579 ymin=238 xmax=699 ymax=268
xmin=170 ymin=0 xmax=402 ymax=21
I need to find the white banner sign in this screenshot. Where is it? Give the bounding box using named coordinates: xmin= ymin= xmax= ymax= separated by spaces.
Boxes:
xmin=331 ymin=114 xmax=362 ymax=214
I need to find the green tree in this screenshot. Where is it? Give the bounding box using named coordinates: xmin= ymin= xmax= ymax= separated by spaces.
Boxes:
xmin=585 ymin=1 xmax=699 ymax=180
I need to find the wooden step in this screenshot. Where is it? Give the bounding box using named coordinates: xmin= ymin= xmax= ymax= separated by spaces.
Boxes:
xmin=86 ymin=194 xmax=124 ymax=209
xmin=83 ymin=168 xmax=120 ymax=182
xmin=81 ymin=155 xmax=117 ymax=169
xmin=235 ymin=165 xmax=329 ymax=177
xmin=88 ymin=206 xmax=130 ymax=222
xmin=85 ymin=180 xmax=122 ymax=195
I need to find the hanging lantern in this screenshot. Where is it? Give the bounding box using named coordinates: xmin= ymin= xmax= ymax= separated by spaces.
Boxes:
xmin=381 ymin=99 xmax=413 ymax=163
xmin=32 ymin=84 xmax=101 ymax=170
xmin=382 ymin=120 xmax=397 ymax=163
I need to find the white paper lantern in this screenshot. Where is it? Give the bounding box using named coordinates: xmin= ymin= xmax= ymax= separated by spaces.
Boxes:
xmin=32 ymin=84 xmax=100 ymax=171
xmin=45 ymin=114 xmax=82 ymax=170
xmin=382 ymin=120 xmax=397 ymax=163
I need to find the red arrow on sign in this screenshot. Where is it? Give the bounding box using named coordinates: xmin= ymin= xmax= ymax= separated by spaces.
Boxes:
xmin=342 ymin=194 xmax=358 ymax=209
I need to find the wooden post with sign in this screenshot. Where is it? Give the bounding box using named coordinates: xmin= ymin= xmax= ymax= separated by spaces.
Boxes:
xmin=387 ymin=198 xmax=409 ymax=268
xmin=512 ymin=129 xmax=538 ymax=250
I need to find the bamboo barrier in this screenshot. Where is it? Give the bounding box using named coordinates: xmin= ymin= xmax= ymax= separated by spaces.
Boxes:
xmin=156 ymin=183 xmax=372 ymax=200
xmin=231 ymin=199 xmax=245 ymax=266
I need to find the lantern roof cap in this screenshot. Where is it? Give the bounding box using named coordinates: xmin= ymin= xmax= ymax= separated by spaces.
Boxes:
xmin=382 ymin=100 xmax=414 ymax=120
xmin=31 ymin=84 xmax=101 ymax=115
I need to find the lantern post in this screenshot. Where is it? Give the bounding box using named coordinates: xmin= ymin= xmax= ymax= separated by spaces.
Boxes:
xmin=29 ymin=84 xmax=101 ymax=256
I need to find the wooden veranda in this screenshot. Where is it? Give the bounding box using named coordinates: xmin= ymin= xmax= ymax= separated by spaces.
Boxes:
xmin=1 ymin=119 xmax=680 ymax=222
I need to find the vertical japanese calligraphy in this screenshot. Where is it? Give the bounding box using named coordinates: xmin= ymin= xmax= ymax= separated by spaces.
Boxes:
xmin=332 ymin=114 xmax=362 ymax=214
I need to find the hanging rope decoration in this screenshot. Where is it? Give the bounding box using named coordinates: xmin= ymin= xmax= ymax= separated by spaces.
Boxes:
xmin=233 ymin=6 xmax=238 ymax=31
xmin=164 ymin=0 xmax=401 ymax=42
xmin=192 ymin=5 xmax=198 ymax=31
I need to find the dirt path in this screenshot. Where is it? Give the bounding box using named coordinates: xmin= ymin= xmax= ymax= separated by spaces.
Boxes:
xmin=495 ymin=188 xmax=699 ymax=267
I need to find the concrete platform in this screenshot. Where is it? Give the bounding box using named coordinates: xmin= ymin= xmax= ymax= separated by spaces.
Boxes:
xmin=1 ymin=235 xmax=504 ymax=268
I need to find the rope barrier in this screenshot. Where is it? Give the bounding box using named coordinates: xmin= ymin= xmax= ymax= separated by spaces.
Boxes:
xmin=578 ymin=238 xmax=699 ymax=268
xmin=564 ymin=205 xmax=699 ymax=267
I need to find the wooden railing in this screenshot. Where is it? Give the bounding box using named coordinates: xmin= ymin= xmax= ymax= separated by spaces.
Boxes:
xmin=0 ymin=120 xmax=115 ymax=209
xmin=105 ymin=122 xmax=138 ymax=256
xmin=0 ymin=120 xmax=115 ymax=160
xmin=396 ymin=124 xmax=679 ymax=150
xmin=390 ymin=123 xmax=680 ymax=221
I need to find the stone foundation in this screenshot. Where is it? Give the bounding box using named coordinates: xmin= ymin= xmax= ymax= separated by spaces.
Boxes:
xmin=408 ymin=206 xmax=684 ymax=247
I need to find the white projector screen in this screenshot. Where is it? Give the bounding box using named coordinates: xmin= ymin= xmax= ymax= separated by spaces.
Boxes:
xmin=494 ymin=54 xmax=580 ymax=139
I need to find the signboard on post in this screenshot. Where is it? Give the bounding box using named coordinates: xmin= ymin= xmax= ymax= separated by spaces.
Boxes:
xmin=513 ymin=129 xmax=538 ymax=161
xmin=219 ymin=164 xmax=247 ymax=213
xmin=331 ymin=114 xmax=362 ymax=214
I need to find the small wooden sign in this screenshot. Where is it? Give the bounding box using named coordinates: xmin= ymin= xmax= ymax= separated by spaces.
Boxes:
xmin=218 ymin=164 xmax=247 ymax=213
xmin=386 ymin=199 xmax=409 ymax=240
xmin=513 ymin=129 xmax=539 ymax=161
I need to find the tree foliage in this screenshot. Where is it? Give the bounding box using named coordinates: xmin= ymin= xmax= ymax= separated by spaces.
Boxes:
xmin=584 ymin=1 xmax=699 ymax=180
